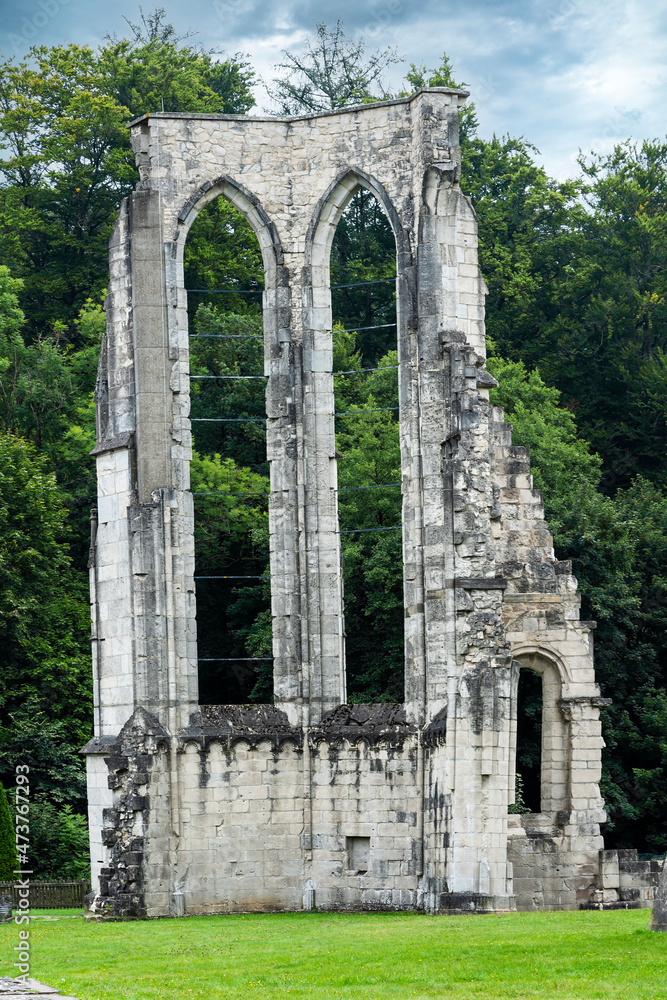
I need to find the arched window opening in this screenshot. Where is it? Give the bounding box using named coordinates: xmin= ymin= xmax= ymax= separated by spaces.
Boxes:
xmin=185 ymin=197 xmax=272 ymax=705
xmin=512 ymin=655 xmax=569 ymax=817
xmin=330 ymin=187 xmax=403 ymax=702
xmin=514 ymin=667 xmax=543 ymax=814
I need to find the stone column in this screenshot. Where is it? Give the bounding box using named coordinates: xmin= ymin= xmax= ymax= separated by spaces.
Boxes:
xmin=413 ymin=154 xmax=514 ymax=910
xmin=649 ymin=865 xmax=667 ymax=931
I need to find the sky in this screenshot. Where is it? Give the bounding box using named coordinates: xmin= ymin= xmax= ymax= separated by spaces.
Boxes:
xmin=1 ymin=0 xmax=665 ymax=179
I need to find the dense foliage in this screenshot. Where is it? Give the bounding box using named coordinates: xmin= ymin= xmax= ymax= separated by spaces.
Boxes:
xmin=0 ymin=17 xmax=665 ymax=873
xmin=0 ymin=27 xmax=254 ymax=336
xmin=0 ymin=782 xmax=16 ymax=880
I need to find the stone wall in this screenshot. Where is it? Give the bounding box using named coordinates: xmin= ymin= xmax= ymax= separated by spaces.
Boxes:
xmin=84 ymin=90 xmax=623 ymax=918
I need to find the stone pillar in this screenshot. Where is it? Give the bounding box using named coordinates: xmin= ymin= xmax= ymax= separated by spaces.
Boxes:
xmin=649 ymin=864 xmax=667 ymax=929
xmin=412 ymin=152 xmax=514 ymax=910
xmin=90 ymin=184 xmax=198 ymax=738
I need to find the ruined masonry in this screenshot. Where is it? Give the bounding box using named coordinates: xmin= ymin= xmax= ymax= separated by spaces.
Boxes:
xmin=83 ymin=89 xmax=659 ymax=917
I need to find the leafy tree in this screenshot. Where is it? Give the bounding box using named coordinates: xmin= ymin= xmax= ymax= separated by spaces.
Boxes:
xmin=0 ymin=46 xmax=137 ymax=336
xmin=0 ymin=712 xmax=90 ymax=879
xmin=185 ymin=307 xmax=271 ymax=703
xmin=99 ymin=33 xmax=254 ymax=121
xmin=0 ymin=266 xmax=78 ymax=451
xmin=189 ymin=307 xmax=267 ymax=473
xmin=267 ymin=19 xmax=399 ymax=114
xmin=401 ymin=52 xmax=478 ymax=143
xmin=535 ymin=141 xmax=667 ymax=489
xmin=0 ymin=781 xmax=16 ymax=879
xmin=0 ymin=267 xmax=99 ymax=569
xmin=487 ymin=354 xmax=601 ymax=512
xmin=569 ymin=478 xmax=667 ymax=852
xmin=0 ymin=712 xmax=87 ymax=807
xmin=0 ymin=28 xmax=255 ymax=337
xmin=0 ymin=435 xmax=92 ymax=733
xmin=333 ymin=329 xmax=403 ymax=699
xmin=17 ymin=801 xmax=90 ymax=880
xmin=464 ymin=137 xmax=582 ymax=371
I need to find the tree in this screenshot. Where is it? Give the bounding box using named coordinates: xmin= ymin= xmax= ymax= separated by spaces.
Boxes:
xmin=0 ymin=29 xmax=255 ymax=337
xmin=487 ymin=355 xmax=602 ymax=513
xmin=0 ymin=714 xmax=91 ymax=880
xmin=267 ymin=20 xmax=399 ymax=114
xmin=23 ymin=802 xmax=90 ymax=880
xmin=0 ymin=713 xmax=87 ymax=808
xmin=401 ymin=52 xmax=478 ymax=143
xmin=0 ymin=435 xmax=92 ymax=733
xmin=535 ymin=141 xmax=667 ymax=489
xmin=120 ymin=5 xmax=196 ymax=45
xmin=0 ymin=267 xmax=99 ymax=569
xmin=0 ymin=46 xmax=137 ymax=336
xmin=185 ymin=307 xmax=271 ymax=704
xmin=463 ymin=136 xmax=583 ymax=370
xmin=0 ymin=781 xmax=16 ymax=880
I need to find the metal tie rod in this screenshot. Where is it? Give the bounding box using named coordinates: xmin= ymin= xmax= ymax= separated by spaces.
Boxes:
xmin=193 ymin=490 xmax=269 ymax=497
xmin=335 ymin=407 xmax=399 ymax=415
xmin=338 ymin=483 xmax=401 ymax=493
xmin=192 ymin=484 xmax=399 ymax=497
xmin=191 ymin=364 xmax=397 ymax=378
xmin=192 ymin=409 xmax=399 ymax=422
xmin=186 ymin=278 xmax=395 ymax=293
xmin=332 ymin=278 xmax=395 ymax=289
xmin=190 ymin=327 xmax=396 ymax=341
xmin=338 ymin=525 xmax=402 ymax=534
xmin=187 ymin=288 xmax=263 ymax=294
xmin=194 ymin=575 xmax=267 ymax=580
xmin=336 ymin=323 xmax=396 ymax=333
xmin=198 ymin=657 xmax=274 ymax=662
xmin=334 ymin=365 xmax=398 ymax=375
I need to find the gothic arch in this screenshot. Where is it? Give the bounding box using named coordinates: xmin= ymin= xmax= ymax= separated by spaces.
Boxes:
xmin=305 ymin=167 xmax=409 ymax=268
xmin=512 ymin=649 xmax=569 ymax=816
xmin=172 ymin=174 xmax=285 ymax=280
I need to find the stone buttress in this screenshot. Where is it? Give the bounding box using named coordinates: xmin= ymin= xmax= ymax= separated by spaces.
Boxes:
xmin=82 ymin=90 xmax=623 ymax=918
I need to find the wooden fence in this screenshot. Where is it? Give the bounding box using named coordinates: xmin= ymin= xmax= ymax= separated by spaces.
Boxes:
xmin=0 ymin=880 xmax=90 ymax=909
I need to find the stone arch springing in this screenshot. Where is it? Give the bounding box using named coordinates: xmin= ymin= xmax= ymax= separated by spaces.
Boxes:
xmin=306 ymin=169 xmax=412 ymax=702
xmin=511 ymin=650 xmax=569 ymax=816
xmin=171 ymin=177 xmax=289 ymax=705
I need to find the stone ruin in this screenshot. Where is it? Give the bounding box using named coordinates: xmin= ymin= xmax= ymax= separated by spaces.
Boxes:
xmin=82 ymin=88 xmax=662 ymax=917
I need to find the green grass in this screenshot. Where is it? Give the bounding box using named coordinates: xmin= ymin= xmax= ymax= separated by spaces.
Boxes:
xmin=1 ymin=909 xmax=666 ymax=999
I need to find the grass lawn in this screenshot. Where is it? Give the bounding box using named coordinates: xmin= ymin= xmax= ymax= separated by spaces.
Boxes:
xmin=1 ymin=909 xmax=666 ymax=999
